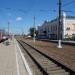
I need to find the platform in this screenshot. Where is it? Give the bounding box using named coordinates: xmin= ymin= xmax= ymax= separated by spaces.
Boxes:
xmin=0 ymin=38 xmax=28 ymax=75
xmin=0 ymin=39 xmax=17 ymax=75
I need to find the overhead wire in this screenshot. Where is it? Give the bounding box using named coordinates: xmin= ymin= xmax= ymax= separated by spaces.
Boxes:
xmin=62 ymin=0 xmax=75 ymax=7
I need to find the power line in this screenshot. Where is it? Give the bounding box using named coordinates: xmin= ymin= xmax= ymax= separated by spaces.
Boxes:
xmin=62 ymin=0 xmax=75 ymax=7
xmin=39 ymin=9 xmax=75 ymax=14
xmin=40 ymin=9 xmax=57 ymax=12
xmin=5 ymin=8 xmax=27 ymax=14
xmin=62 ymin=10 xmax=75 ymax=13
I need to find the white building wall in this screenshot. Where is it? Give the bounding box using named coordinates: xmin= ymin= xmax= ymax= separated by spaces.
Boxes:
xmin=62 ymin=12 xmax=66 ymax=39
xmin=38 ymin=14 xmax=75 ymax=39
xmin=64 ymin=19 xmax=75 ymax=38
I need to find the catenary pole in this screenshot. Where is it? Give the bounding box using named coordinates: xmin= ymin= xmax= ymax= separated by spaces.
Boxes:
xmin=8 ymin=21 xmax=10 ymax=38
xmin=33 ymin=16 xmax=36 ymax=43
xmin=57 ymin=0 xmax=62 ymax=48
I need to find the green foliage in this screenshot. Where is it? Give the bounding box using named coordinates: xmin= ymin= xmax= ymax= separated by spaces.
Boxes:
xmin=72 ymin=35 xmax=75 ymax=40
xmin=29 ymin=27 xmax=38 ymax=37
xmin=29 ymin=27 xmax=34 ymax=37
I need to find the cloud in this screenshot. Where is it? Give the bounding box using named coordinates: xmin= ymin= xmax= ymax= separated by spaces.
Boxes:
xmin=16 ymin=17 xmax=23 ymax=21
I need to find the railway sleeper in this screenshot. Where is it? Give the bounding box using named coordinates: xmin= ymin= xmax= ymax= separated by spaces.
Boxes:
xmin=49 ymin=72 xmax=69 ymax=75
xmin=19 ymin=40 xmax=70 ymax=75
xmin=45 ymin=66 xmax=61 ymax=71
xmin=41 ymin=64 xmax=57 ymax=68
xmin=48 ymin=69 xmax=68 ymax=74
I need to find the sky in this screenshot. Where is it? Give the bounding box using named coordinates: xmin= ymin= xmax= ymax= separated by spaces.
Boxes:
xmin=0 ymin=0 xmax=75 ymax=35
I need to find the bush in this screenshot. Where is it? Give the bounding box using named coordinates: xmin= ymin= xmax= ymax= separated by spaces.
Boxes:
xmin=72 ymin=35 xmax=75 ymax=41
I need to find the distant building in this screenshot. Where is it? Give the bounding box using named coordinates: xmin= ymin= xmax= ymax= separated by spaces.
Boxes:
xmin=38 ymin=13 xmax=75 ymax=40
xmin=0 ymin=29 xmax=5 ymax=40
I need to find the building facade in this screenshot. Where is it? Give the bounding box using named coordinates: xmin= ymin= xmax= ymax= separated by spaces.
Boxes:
xmin=38 ymin=13 xmax=75 ymax=40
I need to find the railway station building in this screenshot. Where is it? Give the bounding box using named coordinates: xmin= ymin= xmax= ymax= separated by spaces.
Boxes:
xmin=38 ymin=13 xmax=75 ymax=40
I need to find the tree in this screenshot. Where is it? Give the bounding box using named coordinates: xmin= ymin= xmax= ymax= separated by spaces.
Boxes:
xmin=29 ymin=27 xmax=34 ymax=37
xmin=29 ymin=27 xmax=38 ymax=37
xmin=72 ymin=35 xmax=75 ymax=40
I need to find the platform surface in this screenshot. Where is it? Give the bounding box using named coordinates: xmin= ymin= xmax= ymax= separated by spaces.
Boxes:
xmin=0 ymin=39 xmax=18 ymax=75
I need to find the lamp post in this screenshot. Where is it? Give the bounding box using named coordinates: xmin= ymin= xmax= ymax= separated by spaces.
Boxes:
xmin=8 ymin=21 xmax=10 ymax=38
xmin=57 ymin=0 xmax=62 ymax=48
xmin=8 ymin=20 xmax=12 ymax=40
xmin=33 ymin=16 xmax=36 ymax=43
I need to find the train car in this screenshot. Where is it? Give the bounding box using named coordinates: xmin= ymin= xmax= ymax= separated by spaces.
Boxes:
xmin=0 ymin=29 xmax=8 ymax=42
xmin=0 ymin=31 xmax=3 ymax=42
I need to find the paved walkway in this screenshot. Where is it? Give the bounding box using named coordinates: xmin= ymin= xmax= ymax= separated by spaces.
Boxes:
xmin=0 ymin=39 xmax=17 ymax=75
xmin=0 ymin=38 xmax=29 ymax=75
xmin=16 ymin=42 xmax=29 ymax=75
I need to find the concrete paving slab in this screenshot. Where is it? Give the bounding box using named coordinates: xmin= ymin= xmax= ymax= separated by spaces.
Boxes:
xmin=0 ymin=39 xmax=17 ymax=75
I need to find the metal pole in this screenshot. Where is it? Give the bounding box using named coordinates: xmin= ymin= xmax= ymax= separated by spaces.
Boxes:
xmin=33 ymin=16 xmax=36 ymax=43
xmin=57 ymin=0 xmax=62 ymax=48
xmin=7 ymin=21 xmax=10 ymax=43
xmin=22 ymin=25 xmax=24 ymax=36
xmin=8 ymin=21 xmax=10 ymax=38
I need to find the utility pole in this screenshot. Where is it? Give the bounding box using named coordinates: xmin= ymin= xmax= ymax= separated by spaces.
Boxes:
xmin=33 ymin=16 xmax=36 ymax=43
xmin=7 ymin=21 xmax=10 ymax=43
xmin=8 ymin=21 xmax=10 ymax=38
xmin=57 ymin=0 xmax=62 ymax=48
xmin=22 ymin=25 xmax=24 ymax=36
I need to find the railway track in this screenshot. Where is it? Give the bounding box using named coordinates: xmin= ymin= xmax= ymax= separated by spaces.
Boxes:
xmin=17 ymin=39 xmax=75 ymax=75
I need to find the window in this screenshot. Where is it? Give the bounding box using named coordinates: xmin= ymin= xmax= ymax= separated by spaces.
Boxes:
xmin=72 ymin=34 xmax=75 ymax=36
xmin=73 ymin=24 xmax=75 ymax=30
xmin=66 ymin=27 xmax=70 ymax=30
xmin=51 ymin=26 xmax=52 ymax=32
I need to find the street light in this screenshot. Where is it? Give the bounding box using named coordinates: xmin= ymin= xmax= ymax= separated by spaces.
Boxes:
xmin=33 ymin=16 xmax=36 ymax=43
xmin=57 ymin=0 xmax=62 ymax=48
xmin=8 ymin=21 xmax=10 ymax=38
